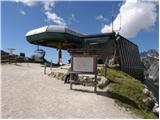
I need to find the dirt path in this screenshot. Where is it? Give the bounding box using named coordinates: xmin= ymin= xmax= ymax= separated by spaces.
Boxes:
xmin=1 ymin=63 xmax=137 ymax=118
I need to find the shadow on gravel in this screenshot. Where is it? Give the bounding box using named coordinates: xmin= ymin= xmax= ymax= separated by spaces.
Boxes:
xmin=72 ymin=88 xmax=139 ymax=109
xmin=97 ymin=91 xmax=139 ymax=109
xmin=15 ymin=64 xmax=22 ymax=66
xmin=68 ymin=81 xmax=139 ymax=110
xmin=41 ymin=64 xmax=60 ymax=68
xmin=72 ymin=88 xmax=95 ymax=93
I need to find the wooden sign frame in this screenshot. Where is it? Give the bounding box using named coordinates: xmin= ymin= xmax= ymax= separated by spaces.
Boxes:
xmin=71 ymin=55 xmax=97 ymax=74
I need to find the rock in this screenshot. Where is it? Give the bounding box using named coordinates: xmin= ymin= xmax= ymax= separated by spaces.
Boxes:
xmin=85 ymin=76 xmax=90 ymax=81
xmin=97 ymin=76 xmax=101 ymax=81
xmin=141 ymin=49 xmax=159 ymax=70
xmin=143 ymin=88 xmax=150 ymax=96
xmin=48 ymin=72 xmax=65 ymax=80
xmin=143 ymin=97 xmax=155 ymax=109
xmin=143 ymin=86 xmax=157 ymax=103
xmin=79 ymin=76 xmax=83 ymax=81
xmin=98 ymin=76 xmax=109 ymax=89
xmin=55 ymin=73 xmax=58 ymax=78
xmin=152 ymin=103 xmax=159 ymax=116
xmin=99 ymin=76 xmax=109 ymax=84
xmin=57 ymin=73 xmax=65 ymax=80
xmin=83 ymin=76 xmax=87 ymax=80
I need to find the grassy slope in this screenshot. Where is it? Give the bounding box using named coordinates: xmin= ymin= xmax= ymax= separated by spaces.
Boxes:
xmin=98 ymin=67 xmax=157 ymax=119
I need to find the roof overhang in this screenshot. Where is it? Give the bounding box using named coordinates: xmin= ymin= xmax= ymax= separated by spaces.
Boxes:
xmin=26 ymin=25 xmax=116 ymax=50
xmin=26 ymin=25 xmax=84 ymax=49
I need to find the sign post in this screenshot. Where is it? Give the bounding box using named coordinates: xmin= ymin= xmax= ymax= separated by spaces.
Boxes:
xmin=69 ymin=55 xmax=97 ymax=92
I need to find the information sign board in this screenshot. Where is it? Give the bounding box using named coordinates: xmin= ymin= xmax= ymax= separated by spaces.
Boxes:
xmin=72 ymin=56 xmax=96 ymax=73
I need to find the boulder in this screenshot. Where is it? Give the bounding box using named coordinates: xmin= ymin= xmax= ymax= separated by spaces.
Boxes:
xmin=143 ymin=88 xmax=151 ymax=96
xmin=98 ymin=76 xmax=109 ymax=89
xmin=152 ymin=103 xmax=159 ymax=116
xmin=143 ymin=97 xmax=155 ymax=109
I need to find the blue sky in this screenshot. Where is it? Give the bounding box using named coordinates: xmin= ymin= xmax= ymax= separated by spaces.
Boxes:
xmin=1 ymin=1 xmax=159 ymax=63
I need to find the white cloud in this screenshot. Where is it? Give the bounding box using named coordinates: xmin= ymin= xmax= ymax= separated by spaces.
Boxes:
xmin=20 ymin=10 xmax=26 ymax=15
xmin=15 ymin=0 xmax=38 ymax=6
xmin=45 ymin=11 xmax=66 ymax=25
xmin=15 ymin=0 xmax=66 ymax=25
xmin=101 ymin=0 xmax=158 ymax=38
xmin=41 ymin=0 xmax=55 ymax=11
xmin=15 ymin=0 xmax=55 ymax=11
xmin=96 ymin=15 xmax=108 ymax=23
xmin=68 ymin=14 xmax=78 ymax=25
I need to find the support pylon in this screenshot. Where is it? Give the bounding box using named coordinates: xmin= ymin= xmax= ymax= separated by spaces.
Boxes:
xmin=58 ymin=48 xmax=63 ymax=66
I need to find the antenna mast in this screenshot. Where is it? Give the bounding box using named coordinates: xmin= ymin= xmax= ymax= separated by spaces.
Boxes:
xmin=112 ymin=4 xmax=114 ymax=32
xmin=111 ymin=2 xmax=123 ymax=33
xmin=119 ymin=12 xmax=121 ymax=32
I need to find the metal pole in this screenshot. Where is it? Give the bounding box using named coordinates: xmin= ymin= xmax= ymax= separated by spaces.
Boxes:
xmin=8 ymin=55 xmax=11 ymax=64
xmin=50 ymin=60 xmax=52 ymax=71
xmin=14 ymin=56 xmax=17 ymax=65
xmin=94 ymin=73 xmax=97 ymax=93
xmin=105 ymin=66 xmax=107 ymax=78
xmin=70 ymin=73 xmax=72 ymax=90
xmin=26 ymin=57 xmax=29 ymax=66
xmin=27 ymin=59 xmax=29 ymax=66
xmin=44 ymin=62 xmax=47 ymax=74
xmin=105 ymin=57 xmax=108 ymax=78
xmin=58 ymin=48 xmax=62 ymax=65
xmin=112 ymin=4 xmax=114 ymax=32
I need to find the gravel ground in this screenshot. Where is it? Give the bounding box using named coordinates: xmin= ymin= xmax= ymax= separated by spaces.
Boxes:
xmin=1 ymin=63 xmax=137 ymax=119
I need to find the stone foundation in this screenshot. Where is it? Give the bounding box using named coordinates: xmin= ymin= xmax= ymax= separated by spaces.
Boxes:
xmin=48 ymin=71 xmax=109 ymax=87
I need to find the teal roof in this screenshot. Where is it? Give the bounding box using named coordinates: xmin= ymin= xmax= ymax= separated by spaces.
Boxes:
xmin=26 ymin=25 xmax=84 ymax=37
xmin=26 ymin=25 xmax=115 ymax=49
xmin=26 ymin=25 xmax=84 ymax=49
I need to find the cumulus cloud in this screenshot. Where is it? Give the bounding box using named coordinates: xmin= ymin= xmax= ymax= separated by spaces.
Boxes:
xmin=41 ymin=0 xmax=55 ymax=11
xmin=101 ymin=0 xmax=158 ymax=38
xmin=96 ymin=15 xmax=108 ymax=23
xmin=15 ymin=0 xmax=54 ymax=10
xmin=68 ymin=14 xmax=78 ymax=25
xmin=45 ymin=11 xmax=66 ymax=25
xmin=15 ymin=0 xmax=66 ymax=25
xmin=20 ymin=10 xmax=26 ymax=15
xmin=41 ymin=1 xmax=65 ymax=25
xmin=15 ymin=0 xmax=38 ymax=6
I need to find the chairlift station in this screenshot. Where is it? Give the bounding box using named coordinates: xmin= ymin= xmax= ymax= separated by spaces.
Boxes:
xmin=26 ymin=25 xmax=144 ymax=80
